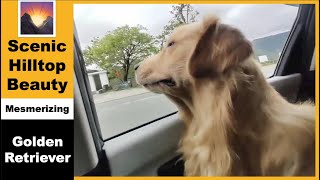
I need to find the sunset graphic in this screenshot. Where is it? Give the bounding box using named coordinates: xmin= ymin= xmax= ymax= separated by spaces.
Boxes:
xmin=21 ymin=2 xmax=53 ymax=27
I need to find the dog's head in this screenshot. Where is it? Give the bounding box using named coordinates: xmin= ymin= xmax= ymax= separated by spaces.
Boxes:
xmin=135 ymin=15 xmax=253 ymax=96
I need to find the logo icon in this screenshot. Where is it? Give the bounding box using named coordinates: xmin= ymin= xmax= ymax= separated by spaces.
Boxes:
xmin=18 ymin=1 xmax=56 ymax=37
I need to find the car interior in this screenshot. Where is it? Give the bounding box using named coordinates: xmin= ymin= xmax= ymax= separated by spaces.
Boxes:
xmin=73 ymin=4 xmax=315 ymax=176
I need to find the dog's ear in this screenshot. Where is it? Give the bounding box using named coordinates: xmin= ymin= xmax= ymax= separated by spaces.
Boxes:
xmin=189 ymin=16 xmax=253 ymax=78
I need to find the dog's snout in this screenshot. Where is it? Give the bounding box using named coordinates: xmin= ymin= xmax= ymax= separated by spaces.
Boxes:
xmin=134 ymin=63 xmax=141 ymax=71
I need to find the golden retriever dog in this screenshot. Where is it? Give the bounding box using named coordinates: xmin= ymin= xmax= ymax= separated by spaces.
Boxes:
xmin=135 ymin=15 xmax=315 ymax=176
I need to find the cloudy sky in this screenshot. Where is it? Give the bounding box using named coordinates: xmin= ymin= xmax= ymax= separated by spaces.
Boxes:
xmin=74 ymin=4 xmax=299 ymax=50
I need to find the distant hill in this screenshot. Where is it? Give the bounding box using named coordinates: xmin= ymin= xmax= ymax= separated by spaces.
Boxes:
xmin=251 ymin=31 xmax=290 ymax=62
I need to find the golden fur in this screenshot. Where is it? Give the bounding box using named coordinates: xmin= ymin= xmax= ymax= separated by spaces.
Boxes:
xmin=135 ymin=15 xmax=315 ymax=176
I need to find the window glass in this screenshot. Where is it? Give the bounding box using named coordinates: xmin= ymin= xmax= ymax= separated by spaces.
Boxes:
xmin=74 ymin=4 xmax=299 ymax=140
xmin=310 ymin=50 xmax=315 ymax=71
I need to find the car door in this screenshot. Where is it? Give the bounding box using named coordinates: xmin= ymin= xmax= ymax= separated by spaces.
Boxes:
xmin=73 ymin=4 xmax=315 ymax=176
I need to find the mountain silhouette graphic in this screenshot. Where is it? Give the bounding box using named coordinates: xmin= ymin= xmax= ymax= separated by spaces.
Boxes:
xmin=39 ymin=16 xmax=53 ymax=34
xmin=21 ymin=13 xmax=53 ymax=35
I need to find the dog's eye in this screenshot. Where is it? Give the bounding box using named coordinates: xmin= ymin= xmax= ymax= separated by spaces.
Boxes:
xmin=167 ymin=41 xmax=175 ymax=47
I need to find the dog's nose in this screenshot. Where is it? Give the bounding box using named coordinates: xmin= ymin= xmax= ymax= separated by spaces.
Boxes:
xmin=134 ymin=63 xmax=141 ymax=71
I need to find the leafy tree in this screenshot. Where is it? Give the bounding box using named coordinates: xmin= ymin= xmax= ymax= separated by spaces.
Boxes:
xmin=84 ymin=25 xmax=158 ymax=82
xmin=157 ymin=4 xmax=199 ymax=48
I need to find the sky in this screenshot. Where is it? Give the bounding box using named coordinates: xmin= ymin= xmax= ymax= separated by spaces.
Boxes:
xmin=21 ymin=2 xmax=53 ymax=27
xmin=74 ymin=4 xmax=299 ymax=50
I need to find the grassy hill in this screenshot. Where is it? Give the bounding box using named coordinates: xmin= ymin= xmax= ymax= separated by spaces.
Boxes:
xmin=251 ymin=31 xmax=290 ymax=63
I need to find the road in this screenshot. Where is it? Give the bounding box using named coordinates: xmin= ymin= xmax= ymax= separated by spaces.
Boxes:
xmin=95 ymin=92 xmax=177 ymax=139
xmin=95 ymin=64 xmax=276 ymax=139
xmin=261 ymin=64 xmax=277 ymax=77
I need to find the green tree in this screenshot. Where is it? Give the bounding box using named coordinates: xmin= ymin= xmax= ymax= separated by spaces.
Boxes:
xmin=84 ymin=25 xmax=158 ymax=82
xmin=157 ymin=4 xmax=199 ymax=48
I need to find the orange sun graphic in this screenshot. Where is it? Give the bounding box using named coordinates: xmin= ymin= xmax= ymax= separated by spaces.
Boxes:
xmin=21 ymin=2 xmax=53 ymax=27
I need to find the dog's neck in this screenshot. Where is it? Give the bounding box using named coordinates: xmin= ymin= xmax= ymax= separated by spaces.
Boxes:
xmin=172 ymin=60 xmax=280 ymax=175
xmin=188 ymin=82 xmax=235 ymax=175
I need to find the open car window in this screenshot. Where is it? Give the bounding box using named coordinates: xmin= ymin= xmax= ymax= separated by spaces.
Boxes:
xmin=73 ymin=4 xmax=299 ymax=140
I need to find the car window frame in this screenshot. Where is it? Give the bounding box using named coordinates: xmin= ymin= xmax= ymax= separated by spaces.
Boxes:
xmin=274 ymin=4 xmax=315 ymax=76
